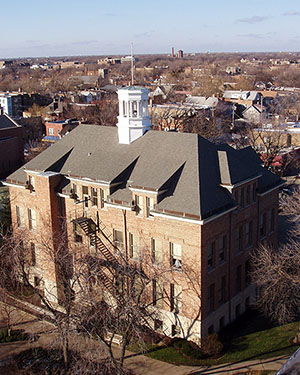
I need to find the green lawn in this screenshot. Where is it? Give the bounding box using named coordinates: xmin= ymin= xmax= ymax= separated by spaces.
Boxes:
xmin=133 ymin=317 xmax=299 ymax=366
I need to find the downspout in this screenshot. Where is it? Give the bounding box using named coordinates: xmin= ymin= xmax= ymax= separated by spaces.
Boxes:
xmin=122 ymin=210 xmax=128 ymax=260
xmin=228 ymin=211 xmax=232 ymax=324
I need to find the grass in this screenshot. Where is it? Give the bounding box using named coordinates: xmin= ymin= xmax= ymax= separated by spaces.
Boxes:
xmin=0 ymin=328 xmax=27 ymax=343
xmin=130 ymin=312 xmax=299 ymax=366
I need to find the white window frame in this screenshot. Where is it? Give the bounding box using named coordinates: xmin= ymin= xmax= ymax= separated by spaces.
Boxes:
xmin=28 ymin=208 xmax=36 ymax=231
xmin=129 ymin=232 xmax=140 ymax=260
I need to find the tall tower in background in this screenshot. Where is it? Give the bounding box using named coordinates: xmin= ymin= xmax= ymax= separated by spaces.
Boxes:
xmin=171 ymin=47 xmax=175 ymax=57
xmin=177 ymin=50 xmax=183 ymax=58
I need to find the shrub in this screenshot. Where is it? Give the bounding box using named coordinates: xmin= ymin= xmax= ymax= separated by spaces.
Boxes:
xmin=0 ymin=328 xmax=8 ymax=340
xmin=201 ymin=333 xmax=223 ymax=357
xmin=173 ymin=338 xmax=206 ymax=360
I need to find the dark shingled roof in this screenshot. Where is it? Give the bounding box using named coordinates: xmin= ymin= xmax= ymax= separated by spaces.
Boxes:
xmin=0 ymin=114 xmax=20 ymax=129
xmin=7 ymin=125 xmax=282 ymax=220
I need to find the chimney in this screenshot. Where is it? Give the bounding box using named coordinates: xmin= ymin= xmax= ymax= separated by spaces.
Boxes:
xmin=218 ymin=151 xmax=231 ymax=186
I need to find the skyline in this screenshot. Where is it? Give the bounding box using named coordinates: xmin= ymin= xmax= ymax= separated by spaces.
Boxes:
xmin=2 ymin=0 xmax=300 ymax=59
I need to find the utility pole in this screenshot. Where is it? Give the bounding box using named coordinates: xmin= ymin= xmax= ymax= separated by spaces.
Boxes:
xmin=260 ymin=94 xmax=263 ymax=125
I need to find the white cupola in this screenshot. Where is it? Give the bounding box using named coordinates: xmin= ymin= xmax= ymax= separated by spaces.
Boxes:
xmin=116 ymin=86 xmax=151 ymax=144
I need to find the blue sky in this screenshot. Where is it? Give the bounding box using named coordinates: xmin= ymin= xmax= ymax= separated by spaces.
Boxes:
xmin=2 ymin=0 xmax=300 ymax=58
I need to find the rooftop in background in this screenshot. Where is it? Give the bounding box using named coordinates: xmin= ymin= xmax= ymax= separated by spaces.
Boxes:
xmin=0 ymin=114 xmax=21 ymax=129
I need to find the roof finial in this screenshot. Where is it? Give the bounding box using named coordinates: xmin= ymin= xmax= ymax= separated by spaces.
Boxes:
xmin=131 ymin=42 xmax=134 ymax=86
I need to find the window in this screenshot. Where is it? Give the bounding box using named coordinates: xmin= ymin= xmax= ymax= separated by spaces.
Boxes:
xmin=91 ymin=188 xmax=98 ymax=207
xmin=170 ymin=284 xmax=182 ymax=313
xmin=208 ymin=325 xmax=214 ymax=334
xmin=146 ymin=196 xmax=154 ymax=217
xmin=154 ymin=319 xmax=163 ymax=332
xmin=99 ymin=188 xmax=104 ymax=209
xmin=235 ymin=265 xmax=242 ymax=293
xmin=171 ymin=324 xmax=180 ymax=336
xmin=16 ymin=206 xmax=24 ymax=227
xmin=245 ymin=297 xmax=250 ymax=309
xmin=129 ymin=233 xmax=140 ymax=260
xmin=74 ymin=223 xmax=83 ymax=243
xmin=259 ymin=213 xmax=267 ymax=238
xmin=252 ymin=182 xmax=256 ymax=202
xmin=246 ymin=186 xmax=250 ymax=205
xmin=219 ymin=276 xmax=226 ymax=305
xmin=48 ymin=127 xmax=54 ymax=135
xmin=170 ymin=243 xmax=182 ymax=270
xmin=219 ymin=316 xmax=225 ymax=331
xmin=208 ymin=283 xmax=215 ymax=313
xmin=123 ymin=100 xmax=127 ymax=117
xmin=219 ymin=235 xmax=226 ymax=264
xmin=132 ymin=101 xmax=138 ymax=117
xmin=28 ymin=208 xmax=36 ymax=231
xmin=71 ymin=183 xmax=77 ymax=200
xmin=234 ymin=190 xmax=239 ymax=204
xmin=207 ymin=241 xmax=215 ymax=271
xmin=82 ymin=186 xmax=89 ymax=208
xmin=34 ymin=276 xmax=41 ymax=288
xmin=135 ymin=195 xmax=143 ymax=216
xmin=245 ymin=260 xmax=251 ymax=286
xmin=29 ymin=242 xmax=36 ymax=266
xmin=270 ymin=208 xmax=275 ymax=233
xmin=152 ymin=279 xmax=163 ymax=308
xmin=240 ymin=188 xmax=245 ymax=207
xmin=237 ymin=225 xmax=243 ymax=253
xmin=245 ymin=221 xmax=253 ymax=248
xmin=151 ymin=238 xmax=163 ymax=264
xmin=113 ymin=229 xmax=124 ymax=252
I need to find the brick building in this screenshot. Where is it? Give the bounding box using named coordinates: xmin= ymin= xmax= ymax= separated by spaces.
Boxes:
xmin=43 ymin=119 xmax=79 ymax=143
xmin=5 ymin=86 xmax=282 ymax=339
xmin=0 ymin=113 xmax=24 ymax=179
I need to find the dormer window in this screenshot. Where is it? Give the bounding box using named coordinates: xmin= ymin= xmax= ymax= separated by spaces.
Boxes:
xmin=29 ymin=176 xmax=35 ymax=192
xmin=82 ymin=186 xmax=89 ymax=208
xmin=146 ymin=197 xmax=154 ymax=217
xmin=170 ymin=242 xmax=182 ymax=270
xmin=135 ymin=195 xmax=143 ymax=216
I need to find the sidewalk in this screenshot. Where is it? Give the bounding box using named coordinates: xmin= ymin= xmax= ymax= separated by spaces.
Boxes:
xmin=0 ymin=300 xmax=289 ymax=375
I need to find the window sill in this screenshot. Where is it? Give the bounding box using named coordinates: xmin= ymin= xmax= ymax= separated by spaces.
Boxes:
xmin=171 ymin=267 xmax=182 ymax=272
xmin=219 ymin=260 xmax=226 ymax=267
xmin=208 ymin=267 xmax=215 ymax=274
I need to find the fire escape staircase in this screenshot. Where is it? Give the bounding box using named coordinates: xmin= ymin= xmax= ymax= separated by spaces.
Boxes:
xmin=74 ymin=217 xmax=118 ymax=294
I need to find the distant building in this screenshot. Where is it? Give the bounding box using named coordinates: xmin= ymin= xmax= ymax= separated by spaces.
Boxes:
xmin=171 ymin=47 xmax=175 ymax=57
xmin=177 ymin=50 xmax=183 ymax=58
xmin=0 ymin=92 xmax=23 ymax=117
xmin=43 ymin=119 xmax=79 ymax=143
xmin=0 ymin=112 xmax=24 ymax=179
xmin=121 ymin=56 xmax=139 ymax=63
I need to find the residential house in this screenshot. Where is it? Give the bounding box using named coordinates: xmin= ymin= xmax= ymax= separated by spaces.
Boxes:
xmin=43 ymin=119 xmax=79 ymax=143
xmin=5 ymin=86 xmax=282 ymax=340
xmin=223 ymin=90 xmax=262 ymax=107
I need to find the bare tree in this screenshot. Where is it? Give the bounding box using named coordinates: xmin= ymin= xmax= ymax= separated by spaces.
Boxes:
xmin=0 ymin=225 xmax=80 ymax=368
xmin=151 ymin=105 xmax=194 ymax=131
xmin=251 ymin=189 xmax=300 ymax=342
